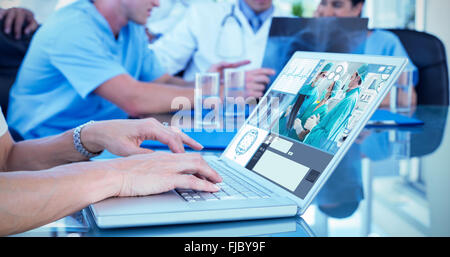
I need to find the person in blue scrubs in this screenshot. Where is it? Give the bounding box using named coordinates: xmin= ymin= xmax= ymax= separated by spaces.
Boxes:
xmin=315 ymin=0 xmax=418 ymax=106
xmin=294 ymin=80 xmax=342 ymax=141
xmin=304 ymin=64 xmax=368 ymax=152
xmin=312 ymin=0 xmax=419 ymax=218
xmin=277 ymin=63 xmax=332 ymax=138
xmin=7 ymin=0 xmax=249 ymax=140
xmin=298 ymin=80 xmax=341 ymax=128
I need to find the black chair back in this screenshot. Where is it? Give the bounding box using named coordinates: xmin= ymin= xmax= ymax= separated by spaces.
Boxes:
xmin=0 ymin=19 xmax=34 ymax=118
xmin=389 ymin=29 xmax=449 ymax=106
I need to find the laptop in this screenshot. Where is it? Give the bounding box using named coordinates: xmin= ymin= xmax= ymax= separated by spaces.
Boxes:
xmin=89 ymin=52 xmax=407 ymax=229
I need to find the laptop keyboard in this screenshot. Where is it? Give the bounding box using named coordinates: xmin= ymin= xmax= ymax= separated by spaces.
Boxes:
xmin=175 ymin=160 xmax=273 ymax=202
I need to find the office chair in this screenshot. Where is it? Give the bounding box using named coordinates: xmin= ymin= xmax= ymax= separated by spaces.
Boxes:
xmin=389 ymin=29 xmax=449 ymax=106
xmin=0 ymin=19 xmax=35 ymax=141
xmin=388 ymin=30 xmax=449 ymax=156
xmin=0 ymin=19 xmax=33 ymax=115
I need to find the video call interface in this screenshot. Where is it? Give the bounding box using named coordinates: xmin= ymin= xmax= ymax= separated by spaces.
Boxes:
xmin=224 ymin=57 xmax=396 ymax=199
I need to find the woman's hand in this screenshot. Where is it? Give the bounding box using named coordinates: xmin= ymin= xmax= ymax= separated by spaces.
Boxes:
xmin=108 ymin=152 xmax=222 ymax=197
xmin=81 ymin=118 xmax=203 ymax=157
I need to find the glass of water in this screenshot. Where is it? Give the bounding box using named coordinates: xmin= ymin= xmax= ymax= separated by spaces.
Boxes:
xmin=195 ymin=73 xmax=221 ymax=129
xmin=224 ymin=68 xmax=246 ymax=117
xmin=390 ymin=68 xmax=414 ymax=114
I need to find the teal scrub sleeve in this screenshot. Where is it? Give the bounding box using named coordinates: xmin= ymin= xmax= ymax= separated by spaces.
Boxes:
xmin=305 ymin=94 xmax=356 ymax=149
xmin=48 ymin=32 xmax=128 ymax=99
xmin=140 ymin=47 xmax=167 ymax=82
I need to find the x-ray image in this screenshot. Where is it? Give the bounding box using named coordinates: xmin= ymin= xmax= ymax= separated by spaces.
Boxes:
xmin=262 ymin=17 xmax=369 ymax=86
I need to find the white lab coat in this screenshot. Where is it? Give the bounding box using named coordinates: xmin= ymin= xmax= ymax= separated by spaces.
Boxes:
xmin=150 ymin=0 xmax=287 ymax=81
xmin=146 ymin=0 xmax=206 ymax=35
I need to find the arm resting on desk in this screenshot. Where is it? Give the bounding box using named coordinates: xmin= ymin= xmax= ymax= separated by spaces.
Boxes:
xmin=94 ymin=74 xmax=195 ymax=117
xmin=0 ymin=129 xmax=91 ymax=172
xmin=155 ymin=73 xmax=194 ymax=87
xmin=0 ymin=161 xmax=120 ymax=236
xmin=0 ymin=153 xmax=221 ymax=236
xmin=0 ymin=118 xmax=206 ymax=172
xmin=0 ymin=123 xmax=221 ymax=236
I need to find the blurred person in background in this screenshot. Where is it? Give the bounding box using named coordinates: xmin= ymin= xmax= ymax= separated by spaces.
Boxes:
xmin=151 ymin=0 xmax=290 ymax=99
xmin=314 ymin=0 xmax=418 ymax=107
xmin=145 ymin=0 xmax=203 ymax=42
xmin=6 ymin=0 xmax=252 ymax=140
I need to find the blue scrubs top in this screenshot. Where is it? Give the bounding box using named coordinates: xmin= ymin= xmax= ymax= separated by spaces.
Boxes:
xmin=297 ymin=82 xmax=319 ymax=117
xmin=304 ymin=88 xmax=360 ymax=152
xmin=365 ymin=29 xmax=418 ymax=82
xmin=298 ymin=101 xmax=329 ymax=128
xmin=7 ymin=0 xmax=165 ymax=139
xmin=276 ymin=83 xmax=319 ymax=139
xmin=315 ymin=30 xmax=418 ymax=215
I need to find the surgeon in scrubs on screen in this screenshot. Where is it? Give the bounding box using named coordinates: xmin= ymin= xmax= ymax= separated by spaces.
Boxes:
xmin=278 ymin=63 xmax=333 ymax=138
xmin=314 ymin=0 xmax=418 ymax=106
xmin=293 ymin=80 xmax=342 ymax=142
xmin=303 ymin=64 xmax=368 ymax=152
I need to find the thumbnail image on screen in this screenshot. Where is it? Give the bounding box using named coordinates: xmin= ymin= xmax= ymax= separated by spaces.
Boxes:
xmin=249 ymin=59 xmax=395 ymax=155
xmin=227 ymin=58 xmax=395 ymax=198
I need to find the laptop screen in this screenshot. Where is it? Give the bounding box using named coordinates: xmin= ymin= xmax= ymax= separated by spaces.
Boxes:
xmin=223 ymin=54 xmax=402 ymax=199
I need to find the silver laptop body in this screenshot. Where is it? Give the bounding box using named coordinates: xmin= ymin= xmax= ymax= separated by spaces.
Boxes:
xmin=89 ymin=52 xmax=407 ymax=229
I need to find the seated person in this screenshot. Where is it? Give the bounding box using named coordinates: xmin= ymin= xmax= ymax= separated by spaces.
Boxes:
xmin=313 ymin=0 xmax=417 ymax=214
xmin=150 ymin=0 xmax=285 ymax=98
xmin=7 ymin=0 xmax=251 ymax=140
xmin=145 ymin=0 xmax=204 ymax=41
xmin=0 ymin=108 xmax=221 ymax=236
xmin=314 ymin=0 xmax=418 ymax=107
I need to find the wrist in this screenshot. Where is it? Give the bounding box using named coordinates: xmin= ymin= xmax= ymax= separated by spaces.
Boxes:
xmin=76 ymin=121 xmax=104 ymax=157
xmin=69 ymin=161 xmax=124 ymax=202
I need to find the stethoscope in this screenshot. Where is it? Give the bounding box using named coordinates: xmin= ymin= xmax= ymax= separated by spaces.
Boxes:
xmin=215 ymin=4 xmax=246 ymax=60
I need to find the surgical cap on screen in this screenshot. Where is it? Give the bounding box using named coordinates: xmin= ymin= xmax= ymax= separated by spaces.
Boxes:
xmin=321 ymin=63 xmax=333 ymax=73
xmin=357 ymin=64 xmax=369 ymax=83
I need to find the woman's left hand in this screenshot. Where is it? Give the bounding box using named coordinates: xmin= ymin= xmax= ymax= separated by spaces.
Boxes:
xmin=81 ymin=118 xmax=203 ymax=157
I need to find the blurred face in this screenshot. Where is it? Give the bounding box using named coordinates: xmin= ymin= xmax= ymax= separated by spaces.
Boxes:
xmin=315 ymin=0 xmax=363 ymax=17
xmin=122 ymin=0 xmax=159 ymax=25
xmin=348 ymin=72 xmax=362 ymax=90
xmin=312 ymin=72 xmax=328 ymax=87
xmin=243 ymin=0 xmax=273 ymax=14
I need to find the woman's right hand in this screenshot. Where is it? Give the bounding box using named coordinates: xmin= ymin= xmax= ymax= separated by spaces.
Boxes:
xmin=106 ymin=152 xmax=222 ymax=197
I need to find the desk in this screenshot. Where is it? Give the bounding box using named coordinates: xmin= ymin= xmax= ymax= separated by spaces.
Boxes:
xmin=13 ymin=106 xmax=450 ymax=237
